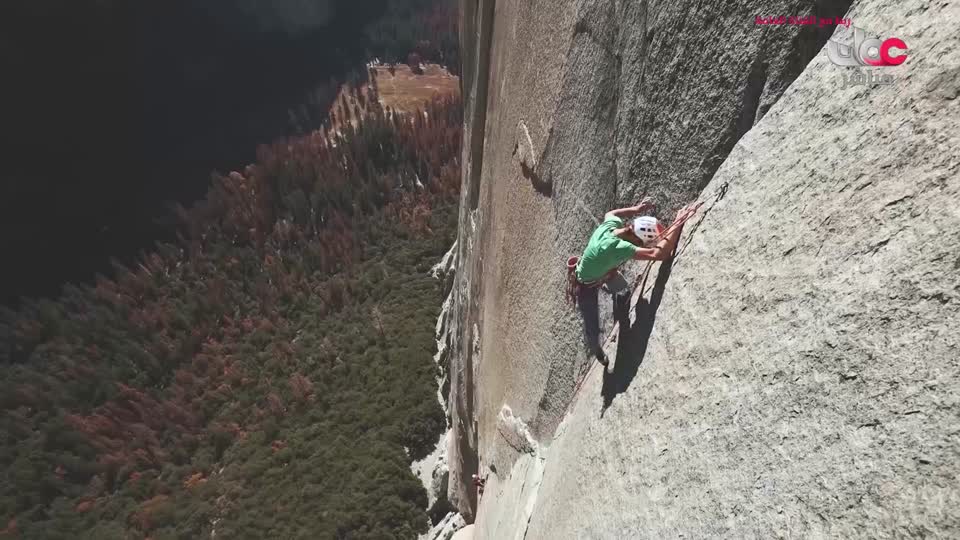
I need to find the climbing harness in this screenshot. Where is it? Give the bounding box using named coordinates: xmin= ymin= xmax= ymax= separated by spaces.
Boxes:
xmin=565 ymin=257 xmax=621 ymax=306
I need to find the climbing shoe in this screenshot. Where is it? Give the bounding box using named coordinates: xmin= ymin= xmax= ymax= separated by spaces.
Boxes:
xmin=595 ymin=349 xmax=609 ymax=368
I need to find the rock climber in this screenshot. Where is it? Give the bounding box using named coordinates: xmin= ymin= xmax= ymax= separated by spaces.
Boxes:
xmin=472 ymin=473 xmax=486 ymax=497
xmin=572 ymin=198 xmax=699 ymax=367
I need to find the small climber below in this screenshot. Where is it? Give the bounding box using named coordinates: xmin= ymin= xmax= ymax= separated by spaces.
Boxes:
xmin=472 ymin=474 xmax=487 ymax=497
xmin=572 ymin=198 xmax=699 ymax=367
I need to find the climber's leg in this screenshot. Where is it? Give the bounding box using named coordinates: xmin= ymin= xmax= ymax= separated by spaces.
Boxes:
xmin=603 ymin=271 xmax=629 ymax=295
xmin=604 ymin=272 xmax=631 ymax=326
xmin=577 ymin=285 xmax=607 ymax=366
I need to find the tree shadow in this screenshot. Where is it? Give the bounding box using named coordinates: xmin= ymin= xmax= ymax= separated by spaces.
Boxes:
xmin=600 ymin=258 xmax=674 ymax=415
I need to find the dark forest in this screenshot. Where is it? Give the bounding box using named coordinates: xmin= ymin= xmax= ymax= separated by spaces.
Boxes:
xmin=0 ymin=0 xmax=459 ymax=306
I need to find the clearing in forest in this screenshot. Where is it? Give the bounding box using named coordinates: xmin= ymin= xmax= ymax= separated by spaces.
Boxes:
xmin=328 ymin=63 xmax=460 ymax=131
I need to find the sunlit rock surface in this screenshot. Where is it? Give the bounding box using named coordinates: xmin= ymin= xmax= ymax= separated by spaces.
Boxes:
xmin=447 ymin=0 xmax=960 ymax=536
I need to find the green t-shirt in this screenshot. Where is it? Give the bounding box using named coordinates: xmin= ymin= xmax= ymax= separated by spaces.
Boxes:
xmin=575 ymin=216 xmax=638 ymax=283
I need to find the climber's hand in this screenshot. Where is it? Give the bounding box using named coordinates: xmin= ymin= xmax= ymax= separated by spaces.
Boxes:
xmin=673 ymin=203 xmax=698 ymax=225
xmin=637 ymin=196 xmax=655 ymax=211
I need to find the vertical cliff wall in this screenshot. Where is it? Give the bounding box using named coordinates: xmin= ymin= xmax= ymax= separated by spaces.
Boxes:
xmin=449 ymin=0 xmax=959 ymax=536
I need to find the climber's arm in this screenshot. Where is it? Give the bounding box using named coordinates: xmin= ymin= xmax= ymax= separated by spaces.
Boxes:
xmin=632 ymin=218 xmax=685 ymax=261
xmin=631 ymin=203 xmax=699 ymax=261
xmin=633 ymin=246 xmax=670 ymax=261
xmin=604 ymin=198 xmax=654 ymax=221
xmin=604 ymin=206 xmax=642 ymax=221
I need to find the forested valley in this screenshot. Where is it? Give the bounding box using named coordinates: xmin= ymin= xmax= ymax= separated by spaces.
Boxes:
xmin=1 ymin=51 xmax=463 ymax=540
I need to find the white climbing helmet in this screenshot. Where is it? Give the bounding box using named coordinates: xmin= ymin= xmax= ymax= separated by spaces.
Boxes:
xmin=632 ymin=216 xmax=662 ymax=246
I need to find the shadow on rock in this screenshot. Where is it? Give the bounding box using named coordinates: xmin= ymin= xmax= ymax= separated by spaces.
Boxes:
xmin=600 ymin=258 xmax=673 ymax=415
xmin=521 ymin=162 xmax=552 ymax=197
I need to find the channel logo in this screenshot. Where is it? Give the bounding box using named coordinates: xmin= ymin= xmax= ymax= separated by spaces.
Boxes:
xmin=827 ymin=26 xmax=908 ymax=67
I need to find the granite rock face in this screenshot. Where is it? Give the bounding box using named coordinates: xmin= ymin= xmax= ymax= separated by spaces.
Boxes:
xmin=449 ymin=0 xmax=959 ymax=536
